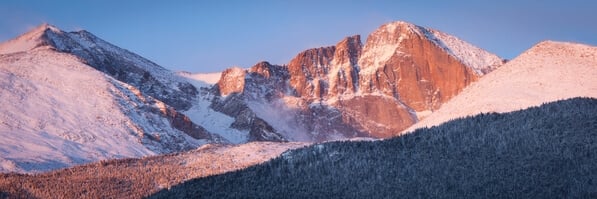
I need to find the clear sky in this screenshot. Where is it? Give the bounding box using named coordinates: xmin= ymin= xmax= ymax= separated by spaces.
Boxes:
xmin=1 ymin=0 xmax=595 ymax=73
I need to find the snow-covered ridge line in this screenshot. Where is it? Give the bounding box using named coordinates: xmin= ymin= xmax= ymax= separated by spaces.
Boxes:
xmin=53 ymin=27 xmax=185 ymax=89
xmin=423 ymin=28 xmax=504 ymax=75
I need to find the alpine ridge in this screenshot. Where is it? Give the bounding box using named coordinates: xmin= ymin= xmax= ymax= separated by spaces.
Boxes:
xmin=0 ymin=21 xmax=505 ymax=172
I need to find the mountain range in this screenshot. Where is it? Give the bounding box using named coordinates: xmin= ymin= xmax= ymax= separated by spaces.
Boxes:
xmin=0 ymin=20 xmax=594 ymax=176
xmin=213 ymin=21 xmax=504 ymax=142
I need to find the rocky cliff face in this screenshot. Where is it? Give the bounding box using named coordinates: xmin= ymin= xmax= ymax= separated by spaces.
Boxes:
xmin=287 ymin=45 xmax=336 ymax=99
xmin=329 ymin=35 xmax=362 ymax=96
xmin=214 ymin=21 xmax=504 ymax=141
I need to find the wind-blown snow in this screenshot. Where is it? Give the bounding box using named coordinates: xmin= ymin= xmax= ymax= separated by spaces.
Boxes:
xmin=247 ymin=99 xmax=312 ymax=142
xmin=0 ymin=24 xmax=52 ymax=55
xmin=405 ymin=41 xmax=597 ymax=133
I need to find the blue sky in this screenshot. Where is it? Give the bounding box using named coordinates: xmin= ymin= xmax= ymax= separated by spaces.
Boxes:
xmin=1 ymin=0 xmax=595 ymax=73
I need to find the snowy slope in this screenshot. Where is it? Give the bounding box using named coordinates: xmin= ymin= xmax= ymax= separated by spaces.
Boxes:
xmin=405 ymin=41 xmax=597 ymax=132
xmin=0 ymin=47 xmax=209 ymax=173
xmin=175 ymin=71 xmax=250 ymax=144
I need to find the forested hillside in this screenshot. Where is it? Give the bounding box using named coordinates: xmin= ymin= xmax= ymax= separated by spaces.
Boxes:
xmin=0 ymin=142 xmax=306 ymax=198
xmin=151 ymin=97 xmax=597 ymax=198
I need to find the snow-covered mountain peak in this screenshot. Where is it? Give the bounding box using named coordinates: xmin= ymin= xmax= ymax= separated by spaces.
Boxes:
xmin=380 ymin=21 xmax=419 ymax=34
xmin=23 ymin=23 xmax=62 ymax=37
xmin=19 ymin=23 xmax=62 ymax=38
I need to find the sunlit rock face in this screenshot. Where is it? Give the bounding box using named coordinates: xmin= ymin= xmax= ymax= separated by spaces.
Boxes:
xmin=212 ymin=21 xmax=504 ymax=141
xmin=286 ymin=35 xmax=362 ymax=100
xmin=217 ymin=67 xmax=246 ymax=97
